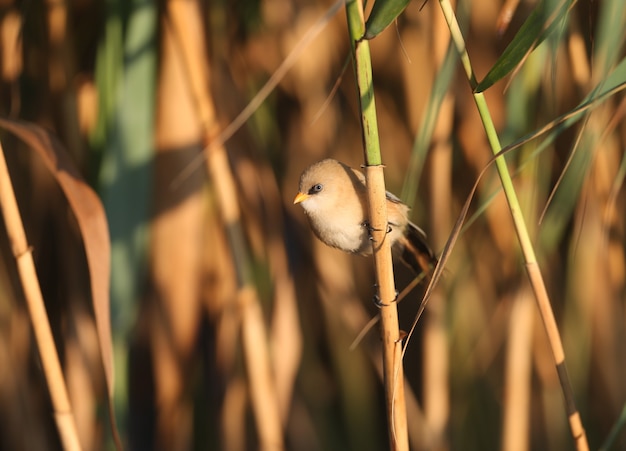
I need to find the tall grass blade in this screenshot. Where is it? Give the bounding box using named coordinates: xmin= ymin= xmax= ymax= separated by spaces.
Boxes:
xmin=438 ymin=0 xmax=591 ymax=448
xmin=364 ymin=0 xmax=413 ymax=40
xmin=475 ymin=0 xmax=573 ymax=93
xmin=92 ymin=3 xmax=156 ymax=438
xmin=401 ymin=41 xmax=456 ymax=207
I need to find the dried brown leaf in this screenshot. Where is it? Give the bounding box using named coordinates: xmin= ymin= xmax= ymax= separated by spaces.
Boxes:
xmin=0 ymin=118 xmax=119 ymax=447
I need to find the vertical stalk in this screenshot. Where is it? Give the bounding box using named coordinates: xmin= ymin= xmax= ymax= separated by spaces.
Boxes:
xmin=0 ymin=141 xmax=82 ymax=451
xmin=438 ymin=1 xmax=589 ymax=449
xmin=345 ymin=1 xmax=409 ymax=449
xmin=422 ymin=6 xmax=454 ymax=447
xmin=165 ymin=1 xmax=284 ymax=449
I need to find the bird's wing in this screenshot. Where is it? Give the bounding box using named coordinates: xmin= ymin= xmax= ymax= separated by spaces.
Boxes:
xmin=385 ymin=190 xmax=404 ymax=205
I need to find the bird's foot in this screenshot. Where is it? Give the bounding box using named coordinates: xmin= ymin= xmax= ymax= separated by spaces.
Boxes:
xmin=372 ymin=286 xmax=399 ymax=307
xmin=363 ymin=222 xmax=392 ymax=242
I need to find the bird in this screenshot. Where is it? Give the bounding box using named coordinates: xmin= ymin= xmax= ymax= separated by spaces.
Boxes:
xmin=293 ymin=158 xmax=437 ymax=278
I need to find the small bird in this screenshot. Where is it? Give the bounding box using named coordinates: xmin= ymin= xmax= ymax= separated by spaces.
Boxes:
xmin=293 ymin=159 xmax=436 ymax=278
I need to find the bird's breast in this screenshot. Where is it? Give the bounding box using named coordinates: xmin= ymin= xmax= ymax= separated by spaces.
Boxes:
xmin=306 ymin=213 xmax=370 ymax=254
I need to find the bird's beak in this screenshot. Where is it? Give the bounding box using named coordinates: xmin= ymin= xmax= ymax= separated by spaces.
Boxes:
xmin=293 ymin=192 xmax=309 ymax=204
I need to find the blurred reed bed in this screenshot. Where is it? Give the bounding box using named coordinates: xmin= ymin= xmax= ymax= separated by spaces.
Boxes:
xmin=0 ymin=0 xmax=623 ymax=450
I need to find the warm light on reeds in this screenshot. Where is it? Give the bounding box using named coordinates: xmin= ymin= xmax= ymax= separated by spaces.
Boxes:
xmin=0 ymin=0 xmax=624 ymax=449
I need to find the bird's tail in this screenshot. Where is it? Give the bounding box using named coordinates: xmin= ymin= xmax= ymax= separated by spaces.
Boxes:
xmin=399 ymin=222 xmax=437 ymax=279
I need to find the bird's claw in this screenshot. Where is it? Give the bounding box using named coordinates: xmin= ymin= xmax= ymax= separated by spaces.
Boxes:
xmin=363 ymin=222 xmax=393 ymax=242
xmin=372 ymin=286 xmax=399 ymax=308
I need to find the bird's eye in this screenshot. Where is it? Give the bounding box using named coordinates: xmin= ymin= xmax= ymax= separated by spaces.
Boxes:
xmin=309 ymin=183 xmax=323 ymax=194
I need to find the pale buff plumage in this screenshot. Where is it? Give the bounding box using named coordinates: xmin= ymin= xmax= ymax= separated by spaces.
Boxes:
xmin=293 ymin=159 xmax=436 ymax=276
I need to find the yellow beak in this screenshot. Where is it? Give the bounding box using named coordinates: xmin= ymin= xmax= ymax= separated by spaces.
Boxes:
xmin=293 ymin=192 xmax=309 ymax=204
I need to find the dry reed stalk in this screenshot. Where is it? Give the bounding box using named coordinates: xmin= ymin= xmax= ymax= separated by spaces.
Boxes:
xmin=365 ymin=165 xmax=409 ymax=451
xmin=371 ymin=341 xmax=431 ymax=451
xmin=421 ymin=4 xmax=454 ymax=448
xmin=221 ymin=377 xmax=248 ymax=451
xmin=565 ymin=105 xmax=625 ymax=426
xmin=0 ymin=141 xmax=82 ymax=451
xmin=206 ymin=151 xmax=284 ymax=451
xmin=502 ymin=290 xmax=534 ymax=451
xmin=229 ymin=160 xmax=303 ymax=419
xmin=165 ymin=1 xmax=284 ymax=448
xmin=312 ymin=242 xmax=384 ymax=449
xmin=422 ymin=136 xmax=451 ymax=450
xmin=348 ymin=295 xmax=431 ymax=450
xmin=152 ymin=2 xmax=206 ymax=446
xmin=45 ymin=0 xmax=85 ymax=178
xmin=0 ymin=118 xmax=120 ymax=448
xmin=495 ymin=0 xmax=521 ymax=36
xmin=566 ymin=19 xmax=591 ymax=89
xmin=345 ymin=0 xmax=409 ymax=446
xmin=0 ymin=9 xmax=21 ymax=119
xmin=268 ymin=232 xmax=302 ymax=421
xmin=501 ymin=122 xmax=540 ymax=451
xmin=45 ymin=0 xmax=69 ymax=93
xmin=0 ymin=10 xmax=22 ymax=82
xmin=65 ymin=309 xmax=102 ymax=451
xmin=248 ymin=164 xmax=302 ymax=422
xmin=201 ymin=201 xmax=244 ymax=448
